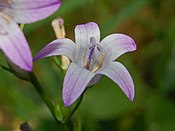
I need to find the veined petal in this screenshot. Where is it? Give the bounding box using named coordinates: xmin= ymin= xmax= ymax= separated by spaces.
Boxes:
xmin=63 ymin=63 xmax=95 ymax=107
xmin=99 ymin=62 xmax=135 ymax=102
xmin=88 ymin=74 xmax=103 ymax=86
xmin=75 ymin=22 xmax=100 ymax=45
xmin=101 ymin=34 xmax=136 ymax=62
xmin=74 ymin=22 xmax=100 ymax=67
xmin=0 ymin=0 xmax=11 ymax=11
xmin=34 ymin=38 xmax=76 ymax=62
xmin=3 ymin=0 xmax=61 ymax=23
xmin=0 ymin=17 xmax=32 ymax=71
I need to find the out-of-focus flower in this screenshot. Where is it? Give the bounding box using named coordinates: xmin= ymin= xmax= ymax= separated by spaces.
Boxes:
xmin=0 ymin=0 xmax=61 ymax=71
xmin=34 ymin=22 xmax=137 ymax=107
xmin=52 ymin=17 xmax=70 ymax=70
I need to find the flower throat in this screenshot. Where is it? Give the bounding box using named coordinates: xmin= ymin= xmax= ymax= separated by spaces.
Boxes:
xmin=84 ymin=37 xmax=104 ymax=72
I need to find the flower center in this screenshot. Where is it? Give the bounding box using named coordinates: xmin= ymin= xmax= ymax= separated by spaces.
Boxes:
xmin=84 ymin=37 xmax=105 ymax=72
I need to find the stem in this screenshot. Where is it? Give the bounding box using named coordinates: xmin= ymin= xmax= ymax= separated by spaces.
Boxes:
xmin=53 ymin=56 xmax=64 ymax=74
xmin=29 ymin=72 xmax=61 ymax=124
xmin=66 ymin=95 xmax=84 ymax=123
xmin=73 ymin=108 xmax=82 ymax=131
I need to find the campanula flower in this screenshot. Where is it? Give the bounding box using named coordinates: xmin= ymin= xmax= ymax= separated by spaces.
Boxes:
xmin=34 ymin=22 xmax=136 ymax=107
xmin=0 ymin=0 xmax=61 ymax=71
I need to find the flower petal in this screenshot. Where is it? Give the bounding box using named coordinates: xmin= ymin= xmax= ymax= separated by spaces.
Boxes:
xmin=34 ymin=38 xmax=76 ymax=62
xmin=74 ymin=22 xmax=100 ymax=67
xmin=0 ymin=0 xmax=11 ymax=11
xmin=99 ymin=62 xmax=135 ymax=102
xmin=3 ymin=0 xmax=61 ymax=23
xmin=0 ymin=17 xmax=32 ymax=71
xmin=75 ymin=22 xmax=100 ymax=45
xmin=63 ymin=63 xmax=95 ymax=107
xmin=88 ymin=74 xmax=103 ymax=86
xmin=101 ymin=34 xmax=136 ymax=62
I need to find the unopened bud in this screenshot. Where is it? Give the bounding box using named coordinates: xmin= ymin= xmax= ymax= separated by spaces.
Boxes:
xmin=51 ymin=17 xmax=70 ymax=70
xmin=52 ymin=17 xmax=65 ymax=38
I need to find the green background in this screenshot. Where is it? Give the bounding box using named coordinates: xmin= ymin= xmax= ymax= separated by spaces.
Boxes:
xmin=1 ymin=0 xmax=175 ymax=130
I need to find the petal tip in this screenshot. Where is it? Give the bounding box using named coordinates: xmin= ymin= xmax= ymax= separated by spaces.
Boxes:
xmin=63 ymin=96 xmax=72 ymax=107
xmin=63 ymin=100 xmax=71 ymax=107
xmin=128 ymin=87 xmax=135 ymax=102
xmin=86 ymin=22 xmax=98 ymax=26
xmin=126 ymin=37 xmax=137 ymax=52
xmin=19 ymin=60 xmax=33 ymax=72
xmin=24 ymin=66 xmax=33 ymax=72
xmin=131 ymin=39 xmax=137 ymax=51
xmin=129 ymin=94 xmax=135 ymax=102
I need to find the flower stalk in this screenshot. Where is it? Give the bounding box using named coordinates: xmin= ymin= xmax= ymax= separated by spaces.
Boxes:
xmin=28 ymin=72 xmax=62 ymax=124
xmin=64 ymin=95 xmax=84 ymax=123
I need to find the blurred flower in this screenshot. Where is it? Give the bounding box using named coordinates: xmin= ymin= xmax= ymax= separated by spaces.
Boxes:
xmin=52 ymin=17 xmax=70 ymax=70
xmin=0 ymin=0 xmax=61 ymax=71
xmin=34 ymin=22 xmax=136 ymax=107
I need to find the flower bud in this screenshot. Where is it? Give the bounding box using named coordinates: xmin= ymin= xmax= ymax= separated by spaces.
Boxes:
xmin=52 ymin=17 xmax=70 ymax=70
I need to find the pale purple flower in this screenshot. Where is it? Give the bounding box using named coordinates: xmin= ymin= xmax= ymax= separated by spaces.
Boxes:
xmin=0 ymin=0 xmax=61 ymax=71
xmin=34 ymin=22 xmax=137 ymax=107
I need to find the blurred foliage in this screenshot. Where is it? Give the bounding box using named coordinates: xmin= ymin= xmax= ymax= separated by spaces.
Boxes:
xmin=1 ymin=0 xmax=175 ymax=130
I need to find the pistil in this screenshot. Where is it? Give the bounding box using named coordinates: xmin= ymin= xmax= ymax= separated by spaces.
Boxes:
xmin=84 ymin=37 xmax=104 ymax=72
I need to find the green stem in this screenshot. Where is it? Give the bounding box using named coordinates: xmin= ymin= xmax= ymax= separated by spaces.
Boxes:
xmin=73 ymin=108 xmax=82 ymax=131
xmin=28 ymin=72 xmax=61 ymax=124
xmin=53 ymin=56 xmax=64 ymax=74
xmin=66 ymin=95 xmax=84 ymax=123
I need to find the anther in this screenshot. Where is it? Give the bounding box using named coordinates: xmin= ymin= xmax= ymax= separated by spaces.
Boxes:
xmin=92 ymin=53 xmax=105 ymax=72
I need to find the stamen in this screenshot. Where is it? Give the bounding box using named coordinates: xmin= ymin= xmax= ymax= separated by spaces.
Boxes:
xmin=83 ymin=59 xmax=89 ymax=68
xmin=92 ymin=53 xmax=105 ymax=73
xmin=87 ymin=45 xmax=95 ymax=67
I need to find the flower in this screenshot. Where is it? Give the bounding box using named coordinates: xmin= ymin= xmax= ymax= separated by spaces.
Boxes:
xmin=34 ymin=22 xmax=137 ymax=107
xmin=0 ymin=0 xmax=61 ymax=71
